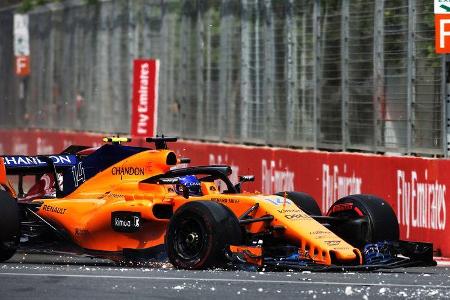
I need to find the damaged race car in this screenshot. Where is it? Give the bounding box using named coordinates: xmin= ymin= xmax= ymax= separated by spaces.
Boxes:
xmin=0 ymin=136 xmax=436 ymax=271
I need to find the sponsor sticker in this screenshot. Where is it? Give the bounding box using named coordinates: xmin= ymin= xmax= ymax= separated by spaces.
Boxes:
xmin=131 ymin=59 xmax=159 ymax=137
xmin=257 ymin=195 xmax=293 ymax=206
xmin=41 ymin=204 xmax=67 ymax=215
xmin=2 ymin=155 xmax=77 ymax=168
xmin=435 ymin=1 xmax=450 ymax=53
xmin=14 ymin=14 xmax=30 ymax=77
xmin=324 ymin=240 xmax=341 ymax=246
xmin=111 ymin=167 xmax=145 ymax=176
xmin=111 ymin=211 xmax=141 ymax=233
xmin=211 ymin=198 xmax=240 ymax=204
xmin=435 ymin=14 xmax=450 ymax=53
xmin=284 ymin=213 xmax=310 ymax=220
xmin=397 ymin=169 xmax=447 ymax=238
xmin=435 ymin=0 xmax=450 ymax=14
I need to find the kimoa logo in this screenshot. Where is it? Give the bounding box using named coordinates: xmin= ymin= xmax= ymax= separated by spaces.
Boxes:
xmin=114 ymin=216 xmax=140 ymax=228
xmin=115 ymin=218 xmax=131 ymax=227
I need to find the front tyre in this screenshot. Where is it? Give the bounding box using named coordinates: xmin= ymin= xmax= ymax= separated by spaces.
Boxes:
xmin=166 ymin=201 xmax=241 ymax=269
xmin=327 ymin=194 xmax=399 ymax=248
xmin=0 ymin=190 xmax=20 ymax=262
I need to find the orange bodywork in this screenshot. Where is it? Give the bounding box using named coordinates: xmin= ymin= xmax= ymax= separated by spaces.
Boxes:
xmin=0 ymin=158 xmax=17 ymax=197
xmin=24 ymin=148 xmax=361 ymax=265
xmin=0 ymin=158 xmax=6 ymax=185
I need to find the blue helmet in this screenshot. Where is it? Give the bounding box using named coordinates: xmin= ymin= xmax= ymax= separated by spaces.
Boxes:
xmin=176 ymin=175 xmax=202 ymax=196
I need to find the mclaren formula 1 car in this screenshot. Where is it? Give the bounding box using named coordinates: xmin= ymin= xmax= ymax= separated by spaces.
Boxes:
xmin=0 ymin=137 xmax=435 ymax=271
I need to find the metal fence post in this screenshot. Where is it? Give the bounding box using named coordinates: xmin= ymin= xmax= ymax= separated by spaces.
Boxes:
xmin=240 ymin=0 xmax=250 ymax=141
xmin=300 ymin=7 xmax=308 ymax=144
xmin=218 ymin=0 xmax=228 ymax=141
xmin=313 ymin=0 xmax=321 ymax=149
xmin=286 ymin=0 xmax=297 ymax=145
xmin=180 ymin=8 xmax=190 ymax=137
xmin=373 ymin=0 xmax=384 ymax=152
xmin=204 ymin=7 xmax=212 ymax=139
xmin=264 ymin=0 xmax=275 ymax=144
xmin=254 ymin=1 xmax=262 ymax=142
xmin=158 ymin=3 xmax=167 ymax=134
xmin=407 ymin=0 xmax=416 ymax=155
xmin=341 ymin=0 xmax=349 ymax=151
xmin=127 ymin=0 xmax=137 ymax=131
xmin=196 ymin=4 xmax=205 ymax=138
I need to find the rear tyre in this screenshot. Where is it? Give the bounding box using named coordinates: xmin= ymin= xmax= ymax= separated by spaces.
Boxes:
xmin=275 ymin=191 xmax=321 ymax=216
xmin=166 ymin=201 xmax=241 ymax=269
xmin=327 ymin=194 xmax=399 ymax=248
xmin=0 ymin=190 xmax=20 ymax=262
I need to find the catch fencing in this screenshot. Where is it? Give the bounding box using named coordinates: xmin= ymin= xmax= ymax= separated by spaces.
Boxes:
xmin=0 ymin=0 xmax=445 ymax=155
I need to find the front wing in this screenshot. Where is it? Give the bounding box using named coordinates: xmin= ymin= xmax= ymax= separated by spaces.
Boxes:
xmin=228 ymin=240 xmax=436 ymax=272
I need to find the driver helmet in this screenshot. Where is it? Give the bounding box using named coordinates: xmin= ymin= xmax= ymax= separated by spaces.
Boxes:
xmin=176 ymin=175 xmax=202 ymax=196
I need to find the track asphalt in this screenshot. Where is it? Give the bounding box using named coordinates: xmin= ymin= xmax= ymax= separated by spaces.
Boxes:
xmin=0 ymin=253 xmax=449 ymax=299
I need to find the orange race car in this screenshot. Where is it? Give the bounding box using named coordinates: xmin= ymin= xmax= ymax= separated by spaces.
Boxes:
xmin=0 ymin=137 xmax=435 ymax=271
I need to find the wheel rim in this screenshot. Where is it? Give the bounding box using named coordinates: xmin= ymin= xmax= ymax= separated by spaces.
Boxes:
xmin=173 ymin=217 xmax=207 ymax=261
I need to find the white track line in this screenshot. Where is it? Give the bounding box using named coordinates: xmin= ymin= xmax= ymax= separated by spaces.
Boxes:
xmin=0 ymin=272 xmax=449 ymax=289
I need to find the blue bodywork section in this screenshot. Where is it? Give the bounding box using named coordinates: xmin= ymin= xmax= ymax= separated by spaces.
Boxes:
xmin=60 ymin=144 xmax=148 ymax=196
xmin=80 ymin=144 xmax=147 ymax=179
xmin=363 ymin=241 xmax=396 ymax=265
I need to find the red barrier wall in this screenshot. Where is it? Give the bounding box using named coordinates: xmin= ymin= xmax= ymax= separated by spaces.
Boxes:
xmin=0 ymin=129 xmax=448 ymax=256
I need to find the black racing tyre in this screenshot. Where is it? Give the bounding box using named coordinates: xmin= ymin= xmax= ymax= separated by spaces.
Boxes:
xmin=0 ymin=190 xmax=20 ymax=262
xmin=326 ymin=194 xmax=399 ymax=248
xmin=166 ymin=201 xmax=242 ymax=269
xmin=275 ymin=191 xmax=322 ymax=216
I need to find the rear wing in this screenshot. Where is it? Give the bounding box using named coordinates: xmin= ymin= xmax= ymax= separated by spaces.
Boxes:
xmin=0 ymin=154 xmax=78 ymax=198
xmin=1 ymin=154 xmax=78 ymax=175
